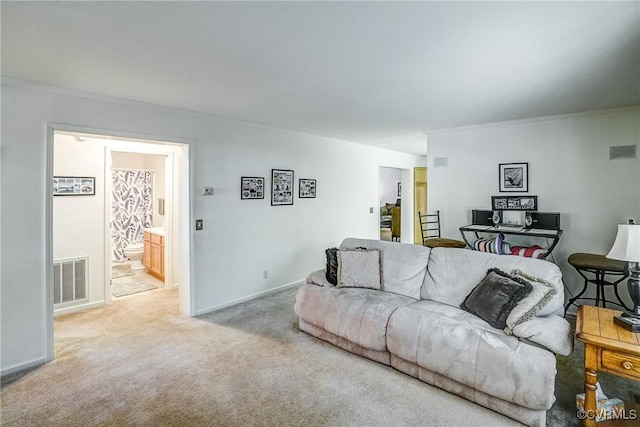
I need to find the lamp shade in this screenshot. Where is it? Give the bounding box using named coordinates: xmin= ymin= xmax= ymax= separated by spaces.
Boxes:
xmin=606 ymin=224 xmax=640 ymax=262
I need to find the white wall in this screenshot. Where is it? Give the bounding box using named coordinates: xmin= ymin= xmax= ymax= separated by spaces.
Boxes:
xmin=53 ymin=135 xmax=107 ymax=312
xmin=0 ymin=81 xmax=425 ymax=374
xmin=427 ymin=107 xmax=640 ymax=311
xmin=379 ymin=167 xmax=402 ymax=206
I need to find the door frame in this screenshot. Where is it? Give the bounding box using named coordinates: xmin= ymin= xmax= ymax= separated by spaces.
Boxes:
xmin=45 ymin=124 xmax=193 ymax=363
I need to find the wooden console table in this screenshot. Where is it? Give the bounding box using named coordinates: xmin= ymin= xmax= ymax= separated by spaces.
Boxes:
xmin=459 ymin=224 xmax=563 ymax=259
xmin=576 ymin=305 xmax=640 ymax=426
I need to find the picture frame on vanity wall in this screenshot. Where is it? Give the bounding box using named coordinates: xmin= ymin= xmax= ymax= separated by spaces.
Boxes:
xmin=271 ymin=169 xmax=294 ymax=206
xmin=299 ymin=178 xmax=316 ymax=198
xmin=53 ymin=176 xmax=95 ymax=196
xmin=499 ymin=162 xmax=528 ymax=192
xmin=241 ymin=177 xmax=265 ymax=200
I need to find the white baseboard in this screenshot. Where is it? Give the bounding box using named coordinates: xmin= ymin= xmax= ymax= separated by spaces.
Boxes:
xmin=1 ymin=356 xmax=48 ymax=378
xmin=53 ymin=300 xmax=105 ymax=316
xmin=195 ymin=280 xmax=303 ymax=316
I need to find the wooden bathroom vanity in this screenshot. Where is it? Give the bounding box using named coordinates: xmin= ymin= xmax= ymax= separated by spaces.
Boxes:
xmin=143 ymin=229 xmax=164 ymax=281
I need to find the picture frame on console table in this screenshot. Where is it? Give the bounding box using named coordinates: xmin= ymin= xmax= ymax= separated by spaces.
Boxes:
xmin=499 ymin=162 xmax=528 ymax=192
xmin=271 ymin=169 xmax=294 ymax=206
xmin=492 ymin=195 xmax=537 ymax=211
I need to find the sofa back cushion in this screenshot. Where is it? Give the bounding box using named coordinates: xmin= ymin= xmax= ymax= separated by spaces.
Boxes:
xmin=422 ymin=248 xmax=564 ymax=317
xmin=340 ymin=238 xmax=430 ymax=300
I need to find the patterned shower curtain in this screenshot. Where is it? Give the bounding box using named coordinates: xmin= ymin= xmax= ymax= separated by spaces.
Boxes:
xmin=111 ymin=170 xmax=153 ymax=263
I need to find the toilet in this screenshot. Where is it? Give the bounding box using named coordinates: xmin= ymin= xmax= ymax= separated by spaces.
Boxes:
xmin=123 ymin=243 xmax=145 ymax=270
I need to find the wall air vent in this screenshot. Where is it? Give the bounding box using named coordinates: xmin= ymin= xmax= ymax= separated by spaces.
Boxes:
xmin=609 ymin=145 xmax=637 ymax=160
xmin=53 ymin=257 xmax=88 ymax=306
xmin=433 ymin=157 xmax=448 ymax=167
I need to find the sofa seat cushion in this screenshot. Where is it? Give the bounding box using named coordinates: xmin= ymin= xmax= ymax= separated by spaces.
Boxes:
xmin=387 ymin=301 xmax=557 ymax=410
xmin=294 ymin=284 xmax=417 ymax=352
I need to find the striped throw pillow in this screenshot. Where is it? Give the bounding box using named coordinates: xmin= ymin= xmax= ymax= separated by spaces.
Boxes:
xmin=472 ymin=233 xmax=512 ymax=255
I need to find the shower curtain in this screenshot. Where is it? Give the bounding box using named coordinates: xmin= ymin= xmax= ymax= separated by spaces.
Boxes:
xmin=111 ymin=170 xmax=153 ymax=263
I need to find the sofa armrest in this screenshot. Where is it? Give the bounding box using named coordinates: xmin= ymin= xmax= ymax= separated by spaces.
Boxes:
xmin=306 ymin=269 xmax=334 ymax=287
xmin=512 ymin=315 xmax=574 ymax=356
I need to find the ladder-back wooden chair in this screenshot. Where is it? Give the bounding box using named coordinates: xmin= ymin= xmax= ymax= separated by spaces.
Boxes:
xmin=418 ymin=211 xmax=466 ymax=249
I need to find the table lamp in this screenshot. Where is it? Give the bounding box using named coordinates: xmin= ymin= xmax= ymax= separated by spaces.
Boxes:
xmin=606 ymin=223 xmax=640 ymax=332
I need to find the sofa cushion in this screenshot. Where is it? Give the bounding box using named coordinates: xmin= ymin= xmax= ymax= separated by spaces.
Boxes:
xmin=340 ymin=238 xmax=430 ymax=300
xmin=294 ymin=284 xmax=416 ymax=351
xmin=505 ymin=269 xmax=558 ymax=334
xmin=337 ymin=249 xmax=382 ymax=290
xmin=422 ymin=247 xmax=564 ymax=317
xmin=461 ymin=268 xmax=532 ymax=330
xmin=325 ymin=247 xmax=339 ymax=285
xmin=387 ymin=301 xmax=558 ymax=410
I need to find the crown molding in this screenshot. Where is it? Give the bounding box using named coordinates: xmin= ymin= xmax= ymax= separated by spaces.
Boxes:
xmin=425 ymin=104 xmax=640 ymax=136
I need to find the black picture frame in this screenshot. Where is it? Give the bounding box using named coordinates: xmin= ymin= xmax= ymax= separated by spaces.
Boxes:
xmin=499 ymin=162 xmax=528 ymax=192
xmin=241 ymin=176 xmax=265 ymax=200
xmin=299 ymin=178 xmax=316 ymax=198
xmin=53 ymin=176 xmax=95 ymax=196
xmin=271 ymin=169 xmax=294 ymax=206
xmin=492 ymin=195 xmax=538 ymax=211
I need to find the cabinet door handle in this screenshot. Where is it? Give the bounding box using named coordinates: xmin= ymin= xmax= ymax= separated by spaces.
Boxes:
xmin=622 ymin=361 xmax=634 ymax=370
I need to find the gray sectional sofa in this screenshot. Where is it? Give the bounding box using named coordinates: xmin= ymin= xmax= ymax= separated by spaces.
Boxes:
xmin=294 ymin=238 xmax=574 ymax=427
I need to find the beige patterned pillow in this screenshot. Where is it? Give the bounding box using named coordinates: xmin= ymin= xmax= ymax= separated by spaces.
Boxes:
xmin=504 ymin=269 xmax=557 ymax=334
xmin=337 ymin=249 xmax=382 ymax=290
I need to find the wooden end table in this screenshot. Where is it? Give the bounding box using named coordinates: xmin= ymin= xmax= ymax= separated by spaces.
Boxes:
xmin=576 ymin=305 xmax=640 ymax=426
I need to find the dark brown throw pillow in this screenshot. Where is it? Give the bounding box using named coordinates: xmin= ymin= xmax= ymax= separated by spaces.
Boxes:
xmin=461 ymin=268 xmax=533 ymax=329
xmin=325 ymin=247 xmax=339 ymax=285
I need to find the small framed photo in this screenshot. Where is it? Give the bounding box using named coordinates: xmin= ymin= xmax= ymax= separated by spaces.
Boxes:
xmin=53 ymin=176 xmax=95 ymax=196
xmin=241 ymin=177 xmax=264 ymax=200
xmin=271 ymin=169 xmax=294 ymax=206
xmin=299 ymin=178 xmax=316 ymax=198
xmin=492 ymin=195 xmax=537 ymax=211
xmin=499 ymin=162 xmax=528 ymax=192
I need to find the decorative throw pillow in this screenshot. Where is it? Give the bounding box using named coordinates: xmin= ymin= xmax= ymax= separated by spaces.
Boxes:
xmin=503 ymin=269 xmax=558 ymax=334
xmin=461 ymin=268 xmax=533 ymax=329
xmin=472 ymin=233 xmax=512 ymax=255
xmin=325 ymin=247 xmax=339 ymax=285
xmin=510 ymin=245 xmax=547 ymax=259
xmin=336 ymin=249 xmax=382 ymax=290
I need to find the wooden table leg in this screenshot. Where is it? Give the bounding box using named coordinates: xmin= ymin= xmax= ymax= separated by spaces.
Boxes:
xmin=583 ymin=343 xmax=599 ymax=427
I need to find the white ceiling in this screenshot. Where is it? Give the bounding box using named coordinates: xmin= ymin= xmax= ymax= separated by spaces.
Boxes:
xmin=2 ymin=1 xmax=639 ymax=155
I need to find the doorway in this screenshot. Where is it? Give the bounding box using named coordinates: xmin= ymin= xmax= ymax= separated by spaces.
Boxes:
xmin=46 ymin=126 xmax=192 ymax=361
xmin=378 ymin=165 xmax=414 ymax=243
xmin=379 ymin=167 xmax=403 ymax=241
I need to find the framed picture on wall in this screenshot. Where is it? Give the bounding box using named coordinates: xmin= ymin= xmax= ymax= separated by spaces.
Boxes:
xmin=299 ymin=178 xmax=316 ymax=198
xmin=271 ymin=169 xmax=294 ymax=206
xmin=499 ymin=162 xmax=528 ymax=192
xmin=53 ymin=176 xmax=95 ymax=196
xmin=241 ymin=177 xmax=265 ymax=200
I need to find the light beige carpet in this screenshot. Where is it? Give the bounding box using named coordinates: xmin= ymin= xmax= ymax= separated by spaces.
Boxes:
xmin=1 ymin=287 xmax=523 ymax=426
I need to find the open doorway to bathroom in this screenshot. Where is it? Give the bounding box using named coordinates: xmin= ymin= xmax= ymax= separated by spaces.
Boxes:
xmin=109 ymin=151 xmax=168 ymax=299
xmin=50 ymin=129 xmax=191 ymax=318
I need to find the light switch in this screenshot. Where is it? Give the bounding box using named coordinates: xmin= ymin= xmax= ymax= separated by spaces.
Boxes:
xmin=195 ymin=219 xmax=203 ymax=230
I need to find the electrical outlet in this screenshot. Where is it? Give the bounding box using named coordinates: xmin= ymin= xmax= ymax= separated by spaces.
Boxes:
xmin=195 ymin=219 xmax=203 ymax=230
xmin=263 ymin=270 xmax=268 ymax=280
xmin=202 ymin=187 xmax=214 ymax=196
